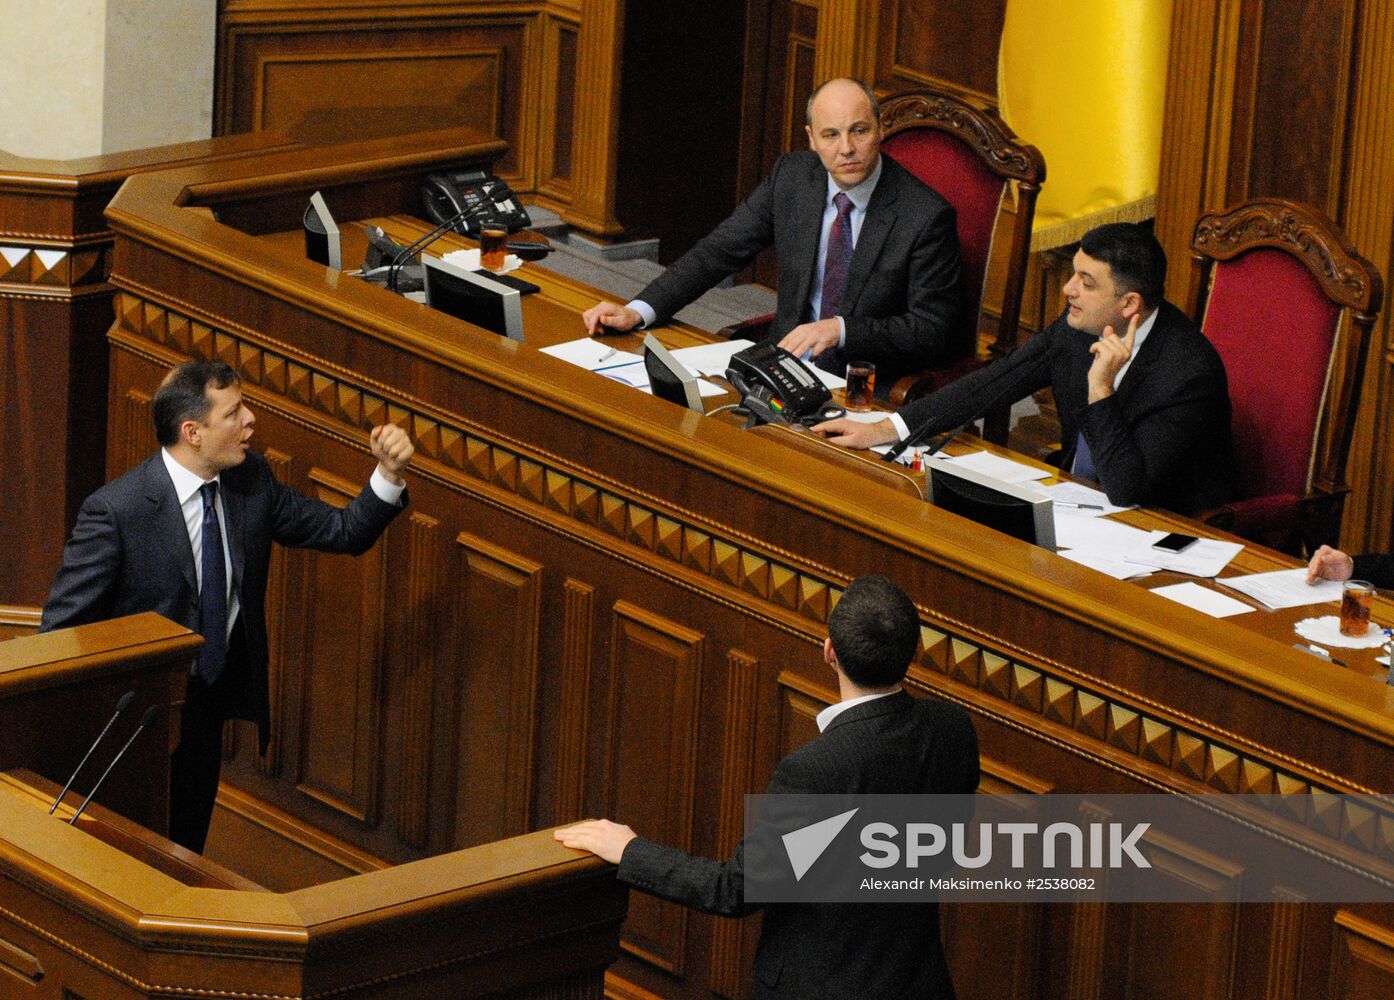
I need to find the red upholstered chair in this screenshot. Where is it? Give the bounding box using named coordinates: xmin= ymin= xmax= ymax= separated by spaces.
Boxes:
xmin=1188 ymin=199 xmax=1383 ymax=553
xmin=721 ymin=89 xmax=1045 ymax=442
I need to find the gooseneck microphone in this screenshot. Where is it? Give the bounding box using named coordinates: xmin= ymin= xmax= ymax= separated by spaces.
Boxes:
xmin=49 ymin=690 xmax=135 ymax=815
xmin=387 ymin=201 xmax=493 ymax=292
xmin=69 ymin=705 xmax=160 ymax=825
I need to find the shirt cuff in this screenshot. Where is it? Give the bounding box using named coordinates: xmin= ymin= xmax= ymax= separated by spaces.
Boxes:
xmin=370 ymin=467 xmax=406 ymax=505
xmin=836 ymin=316 xmax=846 ymax=347
xmin=888 ymin=412 xmax=911 ymax=441
xmin=628 ymin=300 xmax=657 ymax=329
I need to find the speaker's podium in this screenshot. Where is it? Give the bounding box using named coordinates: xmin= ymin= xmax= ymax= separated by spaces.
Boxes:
xmin=0 ymin=617 xmax=625 ymax=999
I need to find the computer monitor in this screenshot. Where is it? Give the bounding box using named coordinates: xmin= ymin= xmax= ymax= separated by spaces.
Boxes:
xmin=925 ymin=456 xmax=1055 ymax=549
xmin=642 ymin=334 xmax=704 ymax=413
xmin=302 ymin=191 xmax=342 ymax=270
xmin=421 ymin=254 xmax=524 ymax=342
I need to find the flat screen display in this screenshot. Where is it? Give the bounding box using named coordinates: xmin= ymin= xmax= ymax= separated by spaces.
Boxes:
xmin=422 ymin=255 xmax=524 ymax=342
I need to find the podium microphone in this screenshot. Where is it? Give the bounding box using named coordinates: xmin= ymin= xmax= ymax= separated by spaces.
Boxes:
xmin=69 ymin=705 xmax=160 ymax=825
xmin=387 ymin=201 xmax=493 ymax=292
xmin=49 ymin=690 xmax=134 ymax=815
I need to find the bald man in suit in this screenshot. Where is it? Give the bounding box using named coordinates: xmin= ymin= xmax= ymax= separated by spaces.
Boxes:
xmin=582 ymin=78 xmax=966 ymax=385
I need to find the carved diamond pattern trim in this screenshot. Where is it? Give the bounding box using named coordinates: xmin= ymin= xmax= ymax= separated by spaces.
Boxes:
xmin=0 ymin=246 xmax=31 ymax=280
xmin=1206 ymin=745 xmax=1240 ymax=793
xmin=682 ymin=528 xmax=713 ymax=574
xmin=1075 ymin=691 xmax=1107 ymax=741
xmin=1107 ymin=705 xmax=1140 ymax=754
xmin=769 ymin=565 xmax=799 ymax=610
xmin=949 ymin=639 xmax=981 ymax=685
xmin=1042 ymin=678 xmax=1074 ymax=726
xmin=112 ymin=295 xmax=1355 ymax=817
xmin=1011 ymin=664 xmax=1043 ymax=712
xmin=980 ymin=652 xmax=1011 ymax=700
xmin=656 ymin=516 xmax=684 ymax=563
xmin=797 ymin=576 xmax=830 ymax=622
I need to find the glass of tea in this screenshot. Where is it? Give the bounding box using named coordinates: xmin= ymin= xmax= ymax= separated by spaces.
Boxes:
xmin=844 ymin=361 xmax=876 ymax=411
xmin=1340 ymin=580 xmax=1375 ymax=637
xmin=480 ymin=225 xmax=508 ymax=271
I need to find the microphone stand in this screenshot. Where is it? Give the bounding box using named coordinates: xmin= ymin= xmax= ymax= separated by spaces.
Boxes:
xmin=387 ymin=201 xmax=492 ymax=292
xmin=49 ymin=690 xmax=134 ymax=814
xmin=69 ymin=705 xmax=160 ymax=825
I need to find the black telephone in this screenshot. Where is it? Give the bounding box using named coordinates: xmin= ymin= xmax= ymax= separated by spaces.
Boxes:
xmin=726 ymin=342 xmax=837 ymax=424
xmin=420 ymin=168 xmax=532 ymax=236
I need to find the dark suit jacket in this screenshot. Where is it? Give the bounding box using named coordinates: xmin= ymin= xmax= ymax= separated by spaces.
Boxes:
xmin=636 ymin=150 xmax=967 ymax=384
xmin=1352 ymin=555 xmax=1394 ymax=590
xmin=898 ymin=301 xmax=1236 ymax=515
xmin=618 ymin=690 xmax=979 ymax=999
xmin=40 ymin=450 xmax=404 ymax=749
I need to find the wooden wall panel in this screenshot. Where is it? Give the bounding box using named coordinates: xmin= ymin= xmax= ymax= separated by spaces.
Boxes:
xmin=397 ymin=512 xmax=440 ymax=849
xmin=451 ymin=533 xmax=542 ymax=847
xmin=292 ymin=469 xmax=389 ymax=825
xmin=553 ymin=577 xmax=595 ymax=823
xmin=218 ymin=14 xmax=531 ymax=181
xmin=602 ymin=603 xmax=704 ymax=979
xmin=874 ymin=0 xmax=1005 ymax=105
xmin=1330 ymin=911 xmax=1394 ymax=998
xmin=708 ymin=650 xmax=761 ymax=1000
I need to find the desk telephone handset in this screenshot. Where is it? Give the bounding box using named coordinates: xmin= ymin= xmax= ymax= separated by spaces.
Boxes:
xmin=726 ymin=342 xmax=838 ymax=424
xmin=421 ymin=168 xmax=532 ymax=236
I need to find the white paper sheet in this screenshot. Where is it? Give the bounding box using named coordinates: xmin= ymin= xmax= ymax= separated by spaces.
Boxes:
xmin=1053 ymin=517 xmax=1165 ymax=554
xmin=1218 ymin=568 xmax=1344 ymax=610
xmin=1149 ymin=582 xmax=1255 ymax=618
xmin=1059 ymin=549 xmax=1155 ymax=580
xmin=1125 ymin=538 xmax=1244 ymax=577
xmin=540 ymin=338 xmax=644 ymax=371
xmin=667 ymin=340 xmax=755 ymax=376
xmin=1028 ymin=480 xmax=1136 ymax=517
xmin=934 ymin=450 xmax=1052 ymax=483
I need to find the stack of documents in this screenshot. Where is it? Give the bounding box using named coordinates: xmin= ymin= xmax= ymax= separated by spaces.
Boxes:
xmin=1218 ymin=568 xmax=1343 ymax=609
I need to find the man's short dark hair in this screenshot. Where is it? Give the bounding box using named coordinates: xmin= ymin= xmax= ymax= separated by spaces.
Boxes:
xmin=827 ymin=575 xmax=920 ymax=687
xmin=1079 ymin=222 xmax=1167 ymax=309
xmin=152 ymin=360 xmax=241 ymax=447
xmin=806 ymin=77 xmax=881 ymax=125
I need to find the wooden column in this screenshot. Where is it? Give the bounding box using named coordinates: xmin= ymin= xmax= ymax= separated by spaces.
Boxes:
xmin=1154 ymin=0 xmax=1248 ymax=306
xmin=814 ymin=0 xmax=879 ymax=83
xmin=560 ymin=0 xmax=625 ymax=236
xmin=1335 ymin=0 xmax=1394 ymax=551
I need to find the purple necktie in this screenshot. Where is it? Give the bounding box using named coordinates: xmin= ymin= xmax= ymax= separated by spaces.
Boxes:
xmin=1072 ymin=432 xmax=1097 ymax=483
xmin=819 ymin=192 xmax=855 ymax=321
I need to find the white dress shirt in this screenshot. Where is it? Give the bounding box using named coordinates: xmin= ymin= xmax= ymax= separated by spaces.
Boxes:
xmin=815 ymin=688 xmax=901 ymax=732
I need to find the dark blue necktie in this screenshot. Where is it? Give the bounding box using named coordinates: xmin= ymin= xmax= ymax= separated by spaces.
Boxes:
xmin=816 ymin=192 xmax=855 ymax=374
xmin=1072 ymin=432 xmax=1097 ymax=483
xmin=198 ymin=481 xmax=228 ymax=685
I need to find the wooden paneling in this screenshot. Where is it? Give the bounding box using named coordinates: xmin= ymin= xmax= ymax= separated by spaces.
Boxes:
xmin=1330 ymin=911 xmax=1394 ymax=999
xmin=217 ymin=11 xmax=530 ymax=181
xmin=452 ymin=533 xmax=543 ymax=847
xmin=874 ymin=0 xmax=1006 ymax=105
xmin=397 ymin=512 xmax=440 ymax=849
xmin=554 ymin=578 xmax=595 ymax=824
xmin=292 ymin=469 xmax=389 ymax=825
xmin=603 ymin=603 xmax=704 ymax=978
